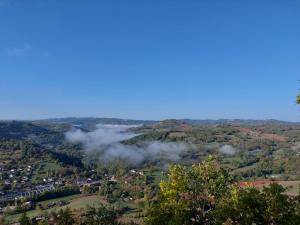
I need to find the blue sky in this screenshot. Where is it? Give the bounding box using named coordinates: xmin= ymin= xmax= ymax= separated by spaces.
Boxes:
xmin=0 ymin=0 xmax=300 ymax=121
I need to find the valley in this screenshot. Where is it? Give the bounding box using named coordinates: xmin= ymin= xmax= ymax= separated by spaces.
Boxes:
xmin=1 ymin=118 xmax=300 ymax=224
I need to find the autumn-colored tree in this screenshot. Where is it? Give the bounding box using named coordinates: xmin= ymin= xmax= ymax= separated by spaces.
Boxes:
xmin=146 ymin=156 xmax=231 ymax=225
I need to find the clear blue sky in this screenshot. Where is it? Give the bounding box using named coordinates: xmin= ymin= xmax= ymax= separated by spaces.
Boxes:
xmin=0 ymin=0 xmax=300 ymax=121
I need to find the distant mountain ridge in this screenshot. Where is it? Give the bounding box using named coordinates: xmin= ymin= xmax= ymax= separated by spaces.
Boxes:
xmin=182 ymin=119 xmax=300 ymax=126
xmin=1 ymin=117 xmax=300 ymax=127
xmin=38 ymin=117 xmax=157 ymax=125
xmin=0 ymin=117 xmax=298 ymax=147
xmin=36 ymin=117 xmax=157 ymax=130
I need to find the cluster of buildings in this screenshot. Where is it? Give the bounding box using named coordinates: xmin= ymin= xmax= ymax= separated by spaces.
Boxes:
xmin=0 ymin=163 xmax=33 ymax=189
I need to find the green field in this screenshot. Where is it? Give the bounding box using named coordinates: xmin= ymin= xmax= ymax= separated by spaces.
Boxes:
xmin=5 ymin=194 xmax=102 ymax=222
xmin=5 ymin=194 xmax=143 ymax=223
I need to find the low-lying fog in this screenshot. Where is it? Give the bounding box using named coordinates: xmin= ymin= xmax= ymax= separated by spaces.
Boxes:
xmin=65 ymin=124 xmax=187 ymax=165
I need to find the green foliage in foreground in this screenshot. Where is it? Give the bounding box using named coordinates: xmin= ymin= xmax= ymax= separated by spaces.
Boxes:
xmin=213 ymin=184 xmax=300 ymax=225
xmin=146 ymin=156 xmax=300 ymax=225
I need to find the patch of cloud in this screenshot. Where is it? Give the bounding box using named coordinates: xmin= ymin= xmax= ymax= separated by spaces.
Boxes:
xmin=219 ymin=145 xmax=238 ymax=155
xmin=65 ymin=124 xmax=139 ymax=149
xmin=145 ymin=142 xmax=185 ymax=161
xmin=65 ymin=124 xmax=187 ymax=165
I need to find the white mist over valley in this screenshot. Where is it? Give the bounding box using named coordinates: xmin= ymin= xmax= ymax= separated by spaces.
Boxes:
xmin=65 ymin=124 xmax=188 ymax=165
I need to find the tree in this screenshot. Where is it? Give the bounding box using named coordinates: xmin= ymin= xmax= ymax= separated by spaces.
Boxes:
xmin=82 ymin=185 xmax=92 ymax=195
xmin=213 ymin=183 xmax=300 ymax=225
xmin=263 ymin=183 xmax=300 ymax=225
xmin=213 ymin=186 xmax=268 ymax=225
xmin=146 ymin=156 xmax=231 ymax=225
xmin=99 ymin=180 xmax=110 ymax=196
xmin=52 ymin=208 xmax=75 ymax=225
xmin=19 ymin=213 xmax=32 ymax=225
